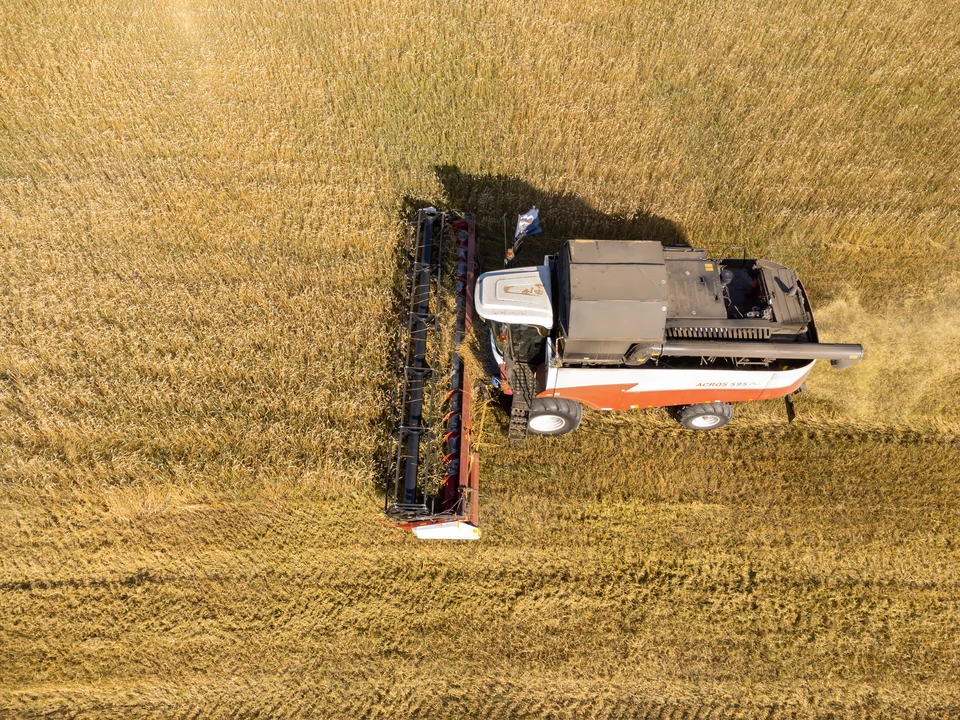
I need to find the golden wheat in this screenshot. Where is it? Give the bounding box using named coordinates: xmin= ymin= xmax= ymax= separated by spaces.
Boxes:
xmin=1 ymin=0 xmax=959 ymax=716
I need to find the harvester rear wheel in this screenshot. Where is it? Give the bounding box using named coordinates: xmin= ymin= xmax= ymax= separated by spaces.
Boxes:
xmin=676 ymin=403 xmax=734 ymax=430
xmin=527 ymin=398 xmax=583 ymax=436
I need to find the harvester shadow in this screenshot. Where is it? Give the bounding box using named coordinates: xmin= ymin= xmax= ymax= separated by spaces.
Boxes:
xmin=430 ymin=164 xmax=689 ymax=270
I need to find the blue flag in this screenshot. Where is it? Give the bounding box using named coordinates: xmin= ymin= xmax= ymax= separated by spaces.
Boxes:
xmin=514 ymin=206 xmax=542 ymax=244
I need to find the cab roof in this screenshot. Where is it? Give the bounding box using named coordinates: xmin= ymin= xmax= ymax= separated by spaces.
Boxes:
xmin=474 ymin=266 xmax=553 ymax=329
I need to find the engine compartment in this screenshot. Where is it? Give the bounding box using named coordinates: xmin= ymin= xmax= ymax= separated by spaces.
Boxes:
xmin=554 ymin=240 xmax=818 ymax=367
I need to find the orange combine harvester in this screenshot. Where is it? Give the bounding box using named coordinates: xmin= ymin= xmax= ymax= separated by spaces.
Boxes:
xmin=385 ymin=208 xmax=863 ymax=539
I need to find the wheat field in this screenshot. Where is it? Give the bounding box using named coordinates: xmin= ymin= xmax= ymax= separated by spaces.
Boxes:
xmin=2 ymin=0 xmax=959 ymax=717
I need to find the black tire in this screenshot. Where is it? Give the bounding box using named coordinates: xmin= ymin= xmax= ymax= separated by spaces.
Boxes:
xmin=675 ymin=402 xmax=734 ymax=430
xmin=527 ymin=398 xmax=583 ymax=436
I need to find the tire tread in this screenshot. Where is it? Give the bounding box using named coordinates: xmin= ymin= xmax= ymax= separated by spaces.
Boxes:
xmin=676 ymin=402 xmax=734 ymax=430
xmin=527 ymin=397 xmax=583 ymax=435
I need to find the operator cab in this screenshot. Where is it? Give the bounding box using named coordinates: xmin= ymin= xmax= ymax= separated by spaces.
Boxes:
xmin=475 ymin=264 xmax=554 ymax=368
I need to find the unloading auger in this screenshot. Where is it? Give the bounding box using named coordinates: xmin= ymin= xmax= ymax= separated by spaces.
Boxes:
xmin=384 ymin=209 xmax=481 ymax=540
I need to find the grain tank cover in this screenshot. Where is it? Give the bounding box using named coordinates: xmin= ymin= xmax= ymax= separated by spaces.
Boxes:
xmin=560 ymin=240 xmax=668 ymax=363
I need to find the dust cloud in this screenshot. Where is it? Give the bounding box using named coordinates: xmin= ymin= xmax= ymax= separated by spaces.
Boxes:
xmin=811 ymin=288 xmax=960 ymax=427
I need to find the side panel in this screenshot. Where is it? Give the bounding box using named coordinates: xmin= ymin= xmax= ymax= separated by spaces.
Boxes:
xmin=541 ymin=362 xmax=815 ymax=411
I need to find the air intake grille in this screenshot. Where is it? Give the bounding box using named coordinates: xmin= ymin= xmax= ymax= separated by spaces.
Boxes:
xmin=666 ymin=326 xmax=772 ymax=340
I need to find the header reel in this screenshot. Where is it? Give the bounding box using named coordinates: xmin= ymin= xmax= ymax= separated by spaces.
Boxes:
xmin=384 ymin=209 xmax=480 ymax=540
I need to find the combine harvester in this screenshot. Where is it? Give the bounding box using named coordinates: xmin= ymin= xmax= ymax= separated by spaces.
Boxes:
xmin=385 ymin=208 xmax=864 ymax=538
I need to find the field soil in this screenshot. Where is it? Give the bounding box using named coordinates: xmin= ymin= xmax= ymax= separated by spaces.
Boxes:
xmin=2 ymin=0 xmax=959 ymax=718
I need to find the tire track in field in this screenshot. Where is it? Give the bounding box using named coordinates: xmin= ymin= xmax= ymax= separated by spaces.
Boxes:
xmin=3 ymin=422 xmax=959 ymax=715
xmin=556 ymin=415 xmax=960 ymax=455
xmin=5 ymin=677 xmax=960 ymax=719
xmin=500 ymin=415 xmax=960 ymax=512
xmin=4 ymin=537 xmax=958 ymax=691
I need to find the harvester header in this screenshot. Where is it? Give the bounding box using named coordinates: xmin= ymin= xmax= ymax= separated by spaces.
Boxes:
xmin=383 ymin=209 xmax=480 ymax=540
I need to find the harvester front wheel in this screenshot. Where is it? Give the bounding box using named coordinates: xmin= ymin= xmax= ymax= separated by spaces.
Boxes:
xmin=527 ymin=398 xmax=583 ymax=436
xmin=676 ymin=403 xmax=734 ymax=430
